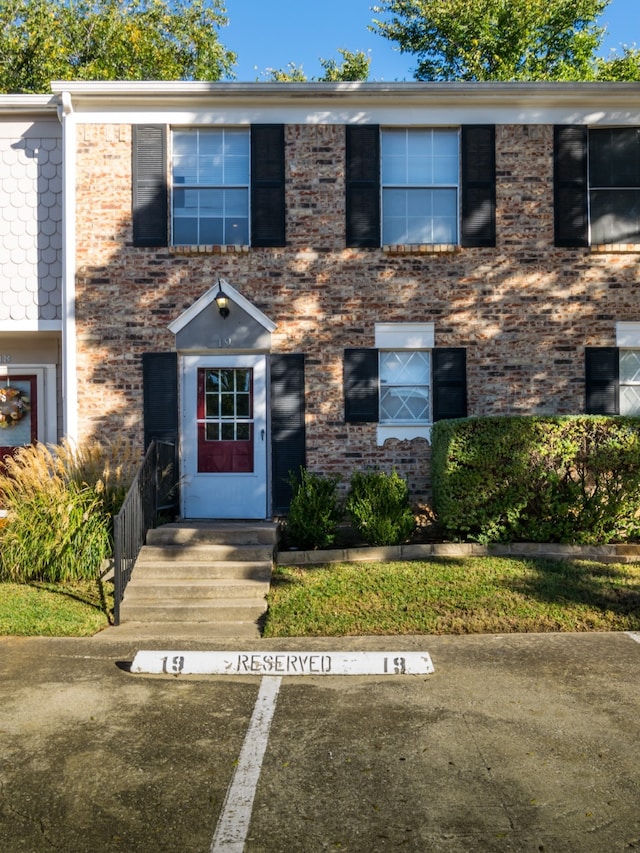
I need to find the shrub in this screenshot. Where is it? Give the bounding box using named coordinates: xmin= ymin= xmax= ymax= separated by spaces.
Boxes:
xmin=346 ymin=468 xmax=416 ymax=546
xmin=432 ymin=415 xmax=640 ymax=544
xmin=286 ymin=468 xmax=343 ymax=550
xmin=0 ymin=439 xmax=138 ymax=582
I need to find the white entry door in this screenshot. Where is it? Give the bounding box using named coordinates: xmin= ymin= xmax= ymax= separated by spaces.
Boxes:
xmin=181 ymin=354 xmax=267 ymax=519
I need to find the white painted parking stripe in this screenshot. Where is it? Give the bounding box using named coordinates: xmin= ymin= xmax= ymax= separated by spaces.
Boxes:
xmin=626 ymin=632 xmax=640 ymax=644
xmin=130 ymin=650 xmax=435 ymax=676
xmin=210 ymin=676 xmax=282 ymax=853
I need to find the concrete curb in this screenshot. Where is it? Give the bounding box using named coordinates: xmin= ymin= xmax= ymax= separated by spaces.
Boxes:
xmin=277 ymin=541 xmax=640 ymax=566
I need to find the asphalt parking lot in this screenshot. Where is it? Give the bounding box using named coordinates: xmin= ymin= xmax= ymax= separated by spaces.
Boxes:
xmin=1 ymin=630 xmax=639 ymax=852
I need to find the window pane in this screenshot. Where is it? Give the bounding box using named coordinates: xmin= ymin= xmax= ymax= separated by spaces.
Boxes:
xmin=200 ymin=217 xmax=224 ymax=245
xmin=380 ymin=386 xmax=430 ymax=422
xmin=620 ymin=385 xmax=640 ymax=415
xmin=590 ymin=128 xmax=640 ymax=188
xmin=225 ymin=216 xmax=249 ymax=245
xmin=382 ymin=128 xmax=459 ymax=186
xmin=235 ymin=369 xmax=251 ymax=391
xmin=205 ymin=423 xmax=219 ymax=441
xmin=173 ymin=217 xmax=198 ymax=244
xmin=381 ymin=351 xmax=430 ymax=384
xmin=590 ymin=189 xmax=640 ymax=244
xmin=236 ymin=394 xmax=250 ymax=418
xmin=621 ymin=350 xmax=640 ymax=383
xmin=383 ymin=189 xmax=458 ymax=244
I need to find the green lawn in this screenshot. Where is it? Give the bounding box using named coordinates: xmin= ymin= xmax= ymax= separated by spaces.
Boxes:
xmin=0 ymin=579 xmax=113 ymax=636
xmin=2 ymin=555 xmax=639 ymax=638
xmin=263 ymin=556 xmax=640 ymax=637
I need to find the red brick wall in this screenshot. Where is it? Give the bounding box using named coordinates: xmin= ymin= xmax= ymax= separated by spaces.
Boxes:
xmin=73 ymin=122 xmax=640 ymax=501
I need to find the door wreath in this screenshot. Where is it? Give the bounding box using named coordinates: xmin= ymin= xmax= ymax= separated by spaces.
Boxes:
xmin=0 ymin=387 xmax=30 ymax=428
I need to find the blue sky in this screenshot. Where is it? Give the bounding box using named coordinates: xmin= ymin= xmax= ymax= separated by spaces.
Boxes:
xmin=223 ymin=0 xmax=640 ymax=81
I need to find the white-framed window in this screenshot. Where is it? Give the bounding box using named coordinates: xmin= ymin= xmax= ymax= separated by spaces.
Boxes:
xmin=619 ymin=350 xmax=640 ymax=415
xmin=381 ymin=128 xmax=459 ymax=245
xmin=589 ymin=128 xmax=640 ymax=245
xmin=375 ymin=323 xmax=434 ymax=444
xmin=171 ymin=128 xmax=250 ymax=246
xmin=614 ymin=322 xmax=640 ymax=415
xmin=379 ymin=351 xmax=431 ymax=423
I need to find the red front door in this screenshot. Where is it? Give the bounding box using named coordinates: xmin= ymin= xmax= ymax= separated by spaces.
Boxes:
xmin=197 ymin=367 xmax=254 ymax=474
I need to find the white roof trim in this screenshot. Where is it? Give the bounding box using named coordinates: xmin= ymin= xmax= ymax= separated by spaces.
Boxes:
xmin=168 ymin=278 xmax=277 ymax=335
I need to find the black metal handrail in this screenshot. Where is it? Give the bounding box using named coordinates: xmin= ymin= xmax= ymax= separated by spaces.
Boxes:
xmin=112 ymin=439 xmax=178 ymax=624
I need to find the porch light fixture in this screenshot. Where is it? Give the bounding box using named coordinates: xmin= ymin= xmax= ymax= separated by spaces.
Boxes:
xmin=215 ymin=279 xmax=230 ymax=318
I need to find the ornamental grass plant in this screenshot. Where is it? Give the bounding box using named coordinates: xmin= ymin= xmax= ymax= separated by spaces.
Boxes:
xmin=0 ymin=439 xmax=138 ymax=583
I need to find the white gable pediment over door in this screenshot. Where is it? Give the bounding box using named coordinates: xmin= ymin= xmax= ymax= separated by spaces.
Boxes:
xmin=168 ymin=278 xmax=277 ymax=352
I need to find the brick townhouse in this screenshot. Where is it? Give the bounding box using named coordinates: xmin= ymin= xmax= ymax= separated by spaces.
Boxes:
xmin=2 ymin=81 xmax=640 ymax=519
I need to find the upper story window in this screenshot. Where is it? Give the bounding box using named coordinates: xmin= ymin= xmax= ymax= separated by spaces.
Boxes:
xmin=381 ymin=129 xmax=459 ymax=245
xmin=554 ymin=125 xmax=640 ymax=248
xmin=345 ymin=124 xmax=495 ymax=250
xmin=589 ymin=128 xmax=640 ymax=245
xmin=132 ymin=124 xmax=285 ymax=249
xmin=172 ymin=129 xmax=250 ymax=246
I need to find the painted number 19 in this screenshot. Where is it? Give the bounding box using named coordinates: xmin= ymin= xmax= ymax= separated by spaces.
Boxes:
xmin=383 ymin=656 xmax=406 ymax=675
xmin=161 ymin=655 xmax=185 ymax=674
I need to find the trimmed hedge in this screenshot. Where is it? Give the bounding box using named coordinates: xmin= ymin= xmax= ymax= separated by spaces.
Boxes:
xmin=432 ymin=416 xmax=640 ymax=544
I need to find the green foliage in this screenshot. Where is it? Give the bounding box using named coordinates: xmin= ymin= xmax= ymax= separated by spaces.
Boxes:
xmin=265 ymin=49 xmax=371 ymax=82
xmin=372 ymin=0 xmax=608 ymax=81
xmin=596 ymin=47 xmax=640 ymax=81
xmin=432 ymin=416 xmax=640 ymax=544
xmin=346 ymin=468 xmax=416 ymax=546
xmin=0 ymin=439 xmax=137 ymax=582
xmin=0 ymin=0 xmax=235 ymax=94
xmin=318 ymin=49 xmax=371 ymax=81
xmin=286 ymin=468 xmax=343 ymax=550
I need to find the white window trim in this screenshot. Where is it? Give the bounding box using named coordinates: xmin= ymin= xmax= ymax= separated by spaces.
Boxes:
xmin=374 ymin=323 xmax=434 ymax=446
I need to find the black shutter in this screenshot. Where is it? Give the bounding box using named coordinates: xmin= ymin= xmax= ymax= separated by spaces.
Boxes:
xmin=132 ymin=125 xmax=168 ymax=247
xmin=346 ymin=125 xmax=380 ymax=248
xmin=433 ymin=348 xmax=467 ymax=421
xmin=142 ymin=352 xmax=178 ymax=448
xmin=461 ymin=125 xmax=496 ymax=247
xmin=554 ymin=125 xmax=589 ymax=248
xmin=271 ymin=354 xmax=306 ymax=514
xmin=585 ymin=347 xmax=619 ymax=414
xmin=344 ymin=348 xmax=379 ymax=422
xmin=251 ymin=124 xmax=285 ymax=247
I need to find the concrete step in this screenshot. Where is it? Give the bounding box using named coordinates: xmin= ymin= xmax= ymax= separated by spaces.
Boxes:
xmin=132 ymin=554 xmax=272 ymax=581
xmin=136 ymin=543 xmax=275 ymax=563
xmin=119 ymin=599 xmax=268 ymax=624
xmin=122 ymin=578 xmax=271 ymax=602
xmin=147 ymin=521 xmax=278 ymax=547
